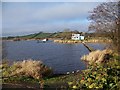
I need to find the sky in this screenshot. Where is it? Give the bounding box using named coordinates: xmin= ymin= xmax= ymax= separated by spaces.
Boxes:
xmin=2 ymin=2 xmax=103 ymax=36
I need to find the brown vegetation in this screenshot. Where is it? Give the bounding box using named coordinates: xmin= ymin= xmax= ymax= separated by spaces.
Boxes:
xmin=2 ymin=59 xmax=52 ymax=80
xmin=54 ymin=40 xmax=82 ymax=44
xmin=81 ymin=49 xmax=113 ymax=64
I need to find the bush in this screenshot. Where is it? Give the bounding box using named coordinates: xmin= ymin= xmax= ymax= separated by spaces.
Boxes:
xmin=81 ymin=49 xmax=113 ymax=64
xmin=2 ymin=59 xmax=53 ymax=81
xmin=68 ymin=54 xmax=120 ymax=89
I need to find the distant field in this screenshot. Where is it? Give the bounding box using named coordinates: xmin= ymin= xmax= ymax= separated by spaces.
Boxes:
xmin=3 ymin=32 xmax=72 ymax=40
xmin=21 ymin=32 xmax=53 ymax=39
xmin=3 ymin=31 xmax=110 ymax=41
xmin=20 ymin=32 xmax=70 ymax=39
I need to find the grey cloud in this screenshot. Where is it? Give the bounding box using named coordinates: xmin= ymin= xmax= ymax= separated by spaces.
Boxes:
xmin=3 ymin=2 xmax=100 ymax=26
xmin=3 ymin=20 xmax=89 ymax=37
xmin=3 ymin=2 xmax=101 ymax=36
xmin=2 ymin=0 xmax=110 ymax=2
xmin=29 ymin=3 xmax=100 ymax=22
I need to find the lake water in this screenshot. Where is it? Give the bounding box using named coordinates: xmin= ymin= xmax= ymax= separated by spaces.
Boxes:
xmin=3 ymin=40 xmax=107 ymax=74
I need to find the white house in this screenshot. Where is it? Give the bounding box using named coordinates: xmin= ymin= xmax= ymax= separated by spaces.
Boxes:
xmin=71 ymin=34 xmax=84 ymax=40
xmin=71 ymin=34 xmax=80 ymax=40
xmin=80 ymin=36 xmax=85 ymax=40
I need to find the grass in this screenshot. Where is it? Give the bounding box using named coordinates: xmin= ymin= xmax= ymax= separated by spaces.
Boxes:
xmin=20 ymin=32 xmax=70 ymax=39
xmin=21 ymin=34 xmax=37 ymax=39
xmin=2 ymin=72 xmax=83 ymax=89
xmin=34 ymin=33 xmax=52 ymax=39
xmin=21 ymin=32 xmax=53 ymax=39
xmin=44 ymin=73 xmax=82 ymax=88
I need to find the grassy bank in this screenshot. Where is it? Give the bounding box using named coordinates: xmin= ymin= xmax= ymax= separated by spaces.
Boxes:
xmin=2 ymin=64 xmax=83 ymax=89
xmin=1 ymin=50 xmax=120 ymax=89
xmin=54 ymin=38 xmax=111 ymax=44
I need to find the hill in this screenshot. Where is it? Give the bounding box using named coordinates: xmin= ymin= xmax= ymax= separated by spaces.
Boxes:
xmin=3 ymin=31 xmax=75 ymax=40
xmin=3 ymin=31 xmax=108 ymax=40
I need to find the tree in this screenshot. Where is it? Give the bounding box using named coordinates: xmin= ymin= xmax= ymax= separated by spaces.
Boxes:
xmin=60 ymin=29 xmax=72 ymax=39
xmin=88 ymin=2 xmax=120 ymax=53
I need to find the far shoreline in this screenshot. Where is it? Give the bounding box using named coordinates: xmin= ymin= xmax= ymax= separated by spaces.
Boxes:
xmin=2 ymin=38 xmax=112 ymax=44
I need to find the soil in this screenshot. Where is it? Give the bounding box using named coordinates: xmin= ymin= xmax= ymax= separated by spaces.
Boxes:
xmin=2 ymin=82 xmax=40 ymax=90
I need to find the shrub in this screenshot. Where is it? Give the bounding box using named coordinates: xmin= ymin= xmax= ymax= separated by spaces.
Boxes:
xmin=2 ymin=59 xmax=53 ymax=81
xmin=81 ymin=49 xmax=113 ymax=64
xmin=68 ymin=52 xmax=120 ymax=89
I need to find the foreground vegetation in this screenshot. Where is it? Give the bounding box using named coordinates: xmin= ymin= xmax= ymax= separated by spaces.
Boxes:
xmin=1 ymin=49 xmax=120 ymax=89
xmin=1 ymin=60 xmax=52 ymax=88
xmin=48 ymin=51 xmax=120 ymax=89
xmin=68 ymin=54 xmax=120 ymax=89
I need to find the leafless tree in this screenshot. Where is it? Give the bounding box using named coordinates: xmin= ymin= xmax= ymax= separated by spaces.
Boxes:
xmin=88 ymin=1 xmax=120 ymax=53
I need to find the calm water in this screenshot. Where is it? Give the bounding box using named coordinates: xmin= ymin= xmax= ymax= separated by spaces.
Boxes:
xmin=3 ymin=40 xmax=107 ymax=74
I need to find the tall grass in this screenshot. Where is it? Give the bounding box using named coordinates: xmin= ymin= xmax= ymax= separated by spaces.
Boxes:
xmin=81 ymin=49 xmax=113 ymax=64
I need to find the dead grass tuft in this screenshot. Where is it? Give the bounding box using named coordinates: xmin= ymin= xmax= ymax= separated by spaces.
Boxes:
xmin=81 ymin=49 xmax=113 ymax=64
xmin=3 ymin=59 xmax=52 ymax=80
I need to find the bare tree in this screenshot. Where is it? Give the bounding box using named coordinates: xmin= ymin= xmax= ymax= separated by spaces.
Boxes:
xmin=88 ymin=2 xmax=120 ymax=53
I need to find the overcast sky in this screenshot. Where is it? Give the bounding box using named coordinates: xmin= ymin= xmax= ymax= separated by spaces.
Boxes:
xmin=2 ymin=2 xmax=103 ymax=36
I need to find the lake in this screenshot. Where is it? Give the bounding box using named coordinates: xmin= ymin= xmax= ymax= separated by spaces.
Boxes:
xmin=3 ymin=40 xmax=107 ymax=74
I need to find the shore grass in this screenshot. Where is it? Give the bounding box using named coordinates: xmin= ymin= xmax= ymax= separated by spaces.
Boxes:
xmin=2 ymin=72 xmax=83 ymax=89
xmin=54 ymin=38 xmax=111 ymax=44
